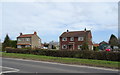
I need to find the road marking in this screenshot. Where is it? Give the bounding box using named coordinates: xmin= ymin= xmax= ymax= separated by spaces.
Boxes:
xmin=3 ymin=57 xmax=119 ymax=72
xmin=0 ymin=66 xmax=19 ymax=74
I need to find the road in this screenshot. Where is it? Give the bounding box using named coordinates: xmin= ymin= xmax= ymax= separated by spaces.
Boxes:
xmin=1 ymin=57 xmax=119 ymax=74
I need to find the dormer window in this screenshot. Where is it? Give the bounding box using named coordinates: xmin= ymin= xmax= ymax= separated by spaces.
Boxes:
xmin=62 ymin=37 xmax=67 ymax=41
xmin=70 ymin=37 xmax=74 ymax=41
xmin=78 ymin=37 xmax=84 ymax=41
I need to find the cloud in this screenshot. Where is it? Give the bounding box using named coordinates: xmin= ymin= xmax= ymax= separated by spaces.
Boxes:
xmin=1 ymin=2 xmax=118 ymax=43
xmin=1 ymin=0 xmax=120 ymax=2
xmin=0 ymin=3 xmax=2 ymax=39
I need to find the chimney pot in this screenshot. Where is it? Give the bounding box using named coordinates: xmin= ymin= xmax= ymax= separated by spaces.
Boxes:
xmin=84 ymin=28 xmax=86 ymax=32
xmin=34 ymin=31 xmax=37 ymax=35
xmin=20 ymin=33 xmax=22 ymax=36
xmin=67 ymin=30 xmax=69 ymax=32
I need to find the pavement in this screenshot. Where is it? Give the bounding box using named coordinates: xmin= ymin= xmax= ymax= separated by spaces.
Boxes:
xmin=1 ymin=57 xmax=119 ymax=74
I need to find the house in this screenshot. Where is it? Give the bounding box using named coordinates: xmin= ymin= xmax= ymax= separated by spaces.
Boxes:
xmin=42 ymin=42 xmax=49 ymax=49
xmin=59 ymin=29 xmax=93 ymax=50
xmin=93 ymin=43 xmax=99 ymax=51
xmin=99 ymin=41 xmax=109 ymax=50
xmin=17 ymin=32 xmax=41 ymax=49
xmin=48 ymin=41 xmax=59 ymax=50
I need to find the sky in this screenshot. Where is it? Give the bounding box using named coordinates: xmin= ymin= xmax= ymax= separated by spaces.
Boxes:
xmin=118 ymin=2 xmax=120 ymax=39
xmin=0 ymin=1 xmax=119 ymax=43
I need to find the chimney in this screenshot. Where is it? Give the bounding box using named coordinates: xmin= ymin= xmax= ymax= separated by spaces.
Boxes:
xmin=84 ymin=28 xmax=86 ymax=32
xmin=34 ymin=31 xmax=37 ymax=35
xmin=20 ymin=33 xmax=22 ymax=36
xmin=67 ymin=30 xmax=69 ymax=32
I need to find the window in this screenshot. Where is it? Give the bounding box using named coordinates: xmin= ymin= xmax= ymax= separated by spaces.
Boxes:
xmin=26 ymin=38 xmax=30 ymax=41
xmin=78 ymin=37 xmax=84 ymax=41
xmin=70 ymin=37 xmax=74 ymax=41
xmin=17 ymin=45 xmax=21 ymax=48
xmin=39 ymin=39 xmax=41 ymax=43
xmin=25 ymin=45 xmax=30 ymax=47
xmin=90 ymin=38 xmax=92 ymax=41
xmin=78 ymin=45 xmax=82 ymax=50
xmin=62 ymin=45 xmax=67 ymax=49
xmin=18 ymin=38 xmax=21 ymax=41
xmin=62 ymin=37 xmax=67 ymax=41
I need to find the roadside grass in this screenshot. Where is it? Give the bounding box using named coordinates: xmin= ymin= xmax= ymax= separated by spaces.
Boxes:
xmin=0 ymin=52 xmax=2 ymax=57
xmin=2 ymin=52 xmax=120 ymax=69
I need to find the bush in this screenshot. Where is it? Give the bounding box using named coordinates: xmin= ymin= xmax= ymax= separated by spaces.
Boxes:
xmin=5 ymin=48 xmax=120 ymax=61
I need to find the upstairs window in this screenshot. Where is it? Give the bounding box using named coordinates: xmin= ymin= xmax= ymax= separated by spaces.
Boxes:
xmin=78 ymin=37 xmax=84 ymax=41
xmin=62 ymin=37 xmax=67 ymax=41
xmin=18 ymin=38 xmax=21 ymax=41
xmin=39 ymin=39 xmax=41 ymax=44
xmin=26 ymin=38 xmax=30 ymax=41
xmin=70 ymin=37 xmax=74 ymax=41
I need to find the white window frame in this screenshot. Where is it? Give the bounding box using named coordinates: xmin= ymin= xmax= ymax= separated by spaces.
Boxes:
xmin=62 ymin=37 xmax=67 ymax=41
xmin=18 ymin=38 xmax=21 ymax=41
xmin=78 ymin=37 xmax=84 ymax=41
xmin=62 ymin=45 xmax=67 ymax=49
xmin=25 ymin=45 xmax=30 ymax=47
xmin=70 ymin=37 xmax=74 ymax=41
xmin=17 ymin=45 xmax=21 ymax=48
xmin=39 ymin=39 xmax=41 ymax=44
xmin=26 ymin=38 xmax=30 ymax=41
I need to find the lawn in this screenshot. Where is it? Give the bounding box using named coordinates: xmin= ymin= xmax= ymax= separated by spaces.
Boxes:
xmin=1 ymin=52 xmax=120 ymax=69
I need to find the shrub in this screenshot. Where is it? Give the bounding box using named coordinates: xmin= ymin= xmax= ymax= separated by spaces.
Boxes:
xmin=5 ymin=48 xmax=120 ymax=61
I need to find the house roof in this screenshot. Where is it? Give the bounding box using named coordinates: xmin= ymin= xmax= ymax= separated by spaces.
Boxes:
xmin=93 ymin=44 xmax=99 ymax=47
xmin=17 ymin=32 xmax=39 ymax=38
xmin=17 ymin=34 xmax=34 ymax=38
xmin=60 ymin=30 xmax=91 ymax=37
xmin=99 ymin=41 xmax=108 ymax=45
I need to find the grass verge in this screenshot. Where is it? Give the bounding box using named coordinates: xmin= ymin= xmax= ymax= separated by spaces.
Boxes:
xmin=1 ymin=52 xmax=120 ymax=69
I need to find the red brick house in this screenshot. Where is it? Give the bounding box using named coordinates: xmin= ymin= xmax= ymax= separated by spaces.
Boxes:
xmin=59 ymin=29 xmax=93 ymax=50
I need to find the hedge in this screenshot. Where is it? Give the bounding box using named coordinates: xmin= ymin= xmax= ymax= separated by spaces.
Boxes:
xmin=5 ymin=48 xmax=120 ymax=61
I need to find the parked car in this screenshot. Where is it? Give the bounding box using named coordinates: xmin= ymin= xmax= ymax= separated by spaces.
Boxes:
xmin=105 ymin=48 xmax=111 ymax=51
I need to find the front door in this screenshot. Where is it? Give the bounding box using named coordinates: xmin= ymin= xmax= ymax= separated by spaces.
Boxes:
xmin=68 ymin=45 xmax=73 ymax=50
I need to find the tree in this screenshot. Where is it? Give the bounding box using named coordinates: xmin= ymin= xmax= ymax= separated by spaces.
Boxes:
xmin=10 ymin=40 xmax=17 ymax=48
xmin=2 ymin=34 xmax=11 ymax=50
xmin=81 ymin=32 xmax=89 ymax=51
xmin=93 ymin=46 xmax=99 ymax=51
xmin=81 ymin=42 xmax=89 ymax=50
xmin=109 ymin=34 xmax=118 ymax=49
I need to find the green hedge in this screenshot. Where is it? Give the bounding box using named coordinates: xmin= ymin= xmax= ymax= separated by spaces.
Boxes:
xmin=5 ymin=48 xmax=120 ymax=61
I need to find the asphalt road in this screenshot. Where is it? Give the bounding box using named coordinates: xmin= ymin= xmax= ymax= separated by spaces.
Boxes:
xmin=1 ymin=57 xmax=119 ymax=74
